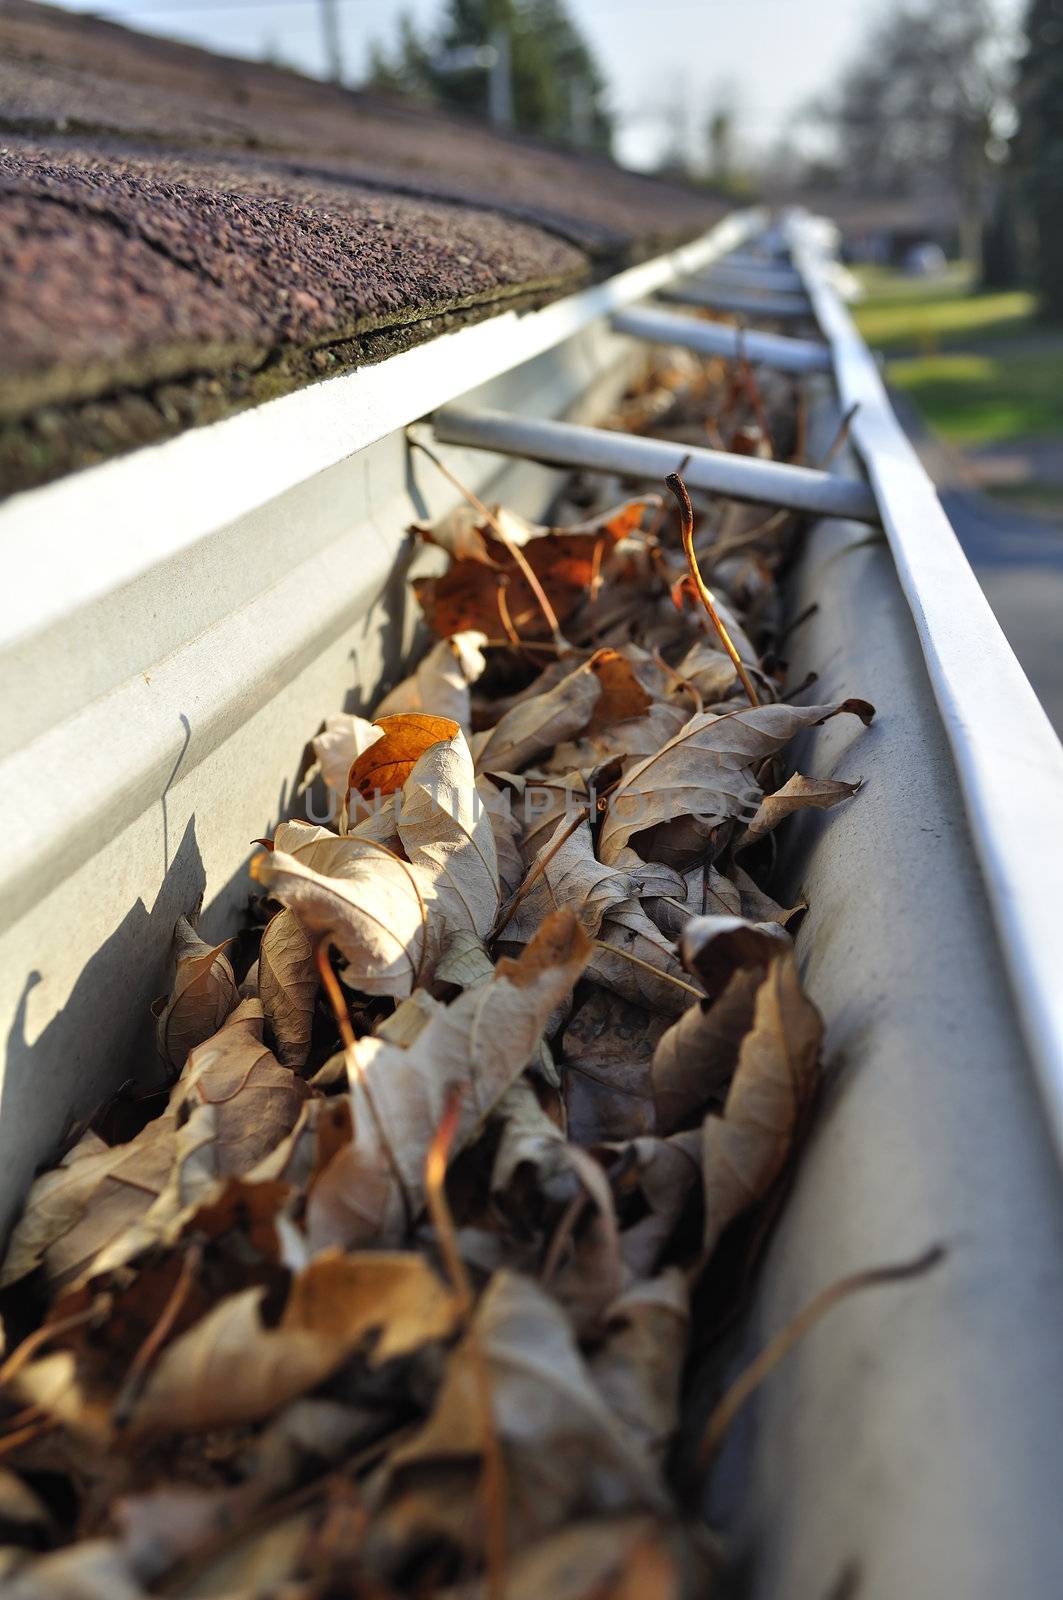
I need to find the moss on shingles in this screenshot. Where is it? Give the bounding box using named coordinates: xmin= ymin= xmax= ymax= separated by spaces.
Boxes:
xmin=0 ymin=283 xmax=570 ymax=496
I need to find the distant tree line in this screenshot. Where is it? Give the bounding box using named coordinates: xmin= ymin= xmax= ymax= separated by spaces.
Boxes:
xmin=804 ymin=0 xmax=1063 ymax=317
xmin=1012 ymin=0 xmax=1063 ymax=318
xmin=368 ymin=0 xmax=613 ymax=155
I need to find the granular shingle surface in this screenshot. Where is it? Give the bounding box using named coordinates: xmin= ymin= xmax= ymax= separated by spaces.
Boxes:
xmin=0 ymin=0 xmax=721 ymax=492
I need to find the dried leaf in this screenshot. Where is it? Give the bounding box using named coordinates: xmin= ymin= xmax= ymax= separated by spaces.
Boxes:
xmin=474 ymin=661 xmax=602 ymax=774
xmin=415 ymin=523 xmax=629 ymax=642
xmin=130 ymin=1251 xmax=458 ymax=1435
xmin=375 ymin=631 xmax=488 ymax=729
xmin=374 ymin=1272 xmax=667 ymax=1557
xmin=396 ymin=725 xmax=499 ymax=939
xmin=1 ymin=1118 xmax=176 ymax=1291
xmin=679 ymin=915 xmax=792 ymax=1001
xmin=310 ymin=713 xmax=383 ymax=799
xmin=563 ymin=986 xmax=667 ymax=1144
xmin=734 ymin=771 xmax=862 ymax=852
xmin=259 ymin=908 xmax=316 ymax=1069
xmin=701 ymin=951 xmax=822 ymax=1258
xmin=651 ymin=969 xmax=761 ymax=1134
xmin=174 ymin=1001 xmax=310 ymax=1176
xmin=153 ymin=917 xmax=238 ymax=1073
xmin=504 ymin=818 xmax=646 ymax=944
xmin=339 ymin=912 xmax=592 ymax=1243
xmin=250 ymin=841 xmax=433 ymax=998
xmin=588 ymin=904 xmax=693 ymax=1018
xmin=599 ymin=699 xmax=874 ymax=863
xmin=347 ymin=712 xmax=461 ymax=799
xmin=590 ymin=1272 xmax=689 ymax=1461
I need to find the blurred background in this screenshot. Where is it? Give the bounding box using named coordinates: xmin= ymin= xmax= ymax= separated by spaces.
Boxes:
xmin=45 ymin=0 xmax=1063 ymax=723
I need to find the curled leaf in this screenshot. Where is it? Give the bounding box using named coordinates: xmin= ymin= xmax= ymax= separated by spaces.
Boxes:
xmin=153 ymin=917 xmax=238 ymax=1073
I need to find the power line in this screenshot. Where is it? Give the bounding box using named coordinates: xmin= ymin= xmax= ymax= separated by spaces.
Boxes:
xmin=104 ymin=0 xmax=795 ymax=13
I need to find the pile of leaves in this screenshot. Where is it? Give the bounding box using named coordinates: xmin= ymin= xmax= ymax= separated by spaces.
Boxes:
xmin=0 ymin=353 xmax=876 ymax=1597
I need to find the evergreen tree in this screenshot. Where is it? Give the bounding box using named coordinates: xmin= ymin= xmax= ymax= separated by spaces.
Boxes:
xmin=1013 ymin=0 xmax=1063 ymax=317
xmin=368 ymin=0 xmax=612 ymax=154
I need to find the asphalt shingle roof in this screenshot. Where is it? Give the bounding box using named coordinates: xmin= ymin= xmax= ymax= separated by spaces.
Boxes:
xmin=0 ymin=0 xmax=720 ymax=493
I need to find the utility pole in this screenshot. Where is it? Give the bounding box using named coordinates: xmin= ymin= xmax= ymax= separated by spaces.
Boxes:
xmin=320 ymin=0 xmax=343 ymax=83
xmin=487 ymin=25 xmax=513 ymax=130
xmin=433 ymin=35 xmax=513 ymax=131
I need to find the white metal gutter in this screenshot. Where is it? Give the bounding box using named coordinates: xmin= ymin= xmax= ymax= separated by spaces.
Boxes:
xmin=784 ymin=211 xmax=1063 ymax=1161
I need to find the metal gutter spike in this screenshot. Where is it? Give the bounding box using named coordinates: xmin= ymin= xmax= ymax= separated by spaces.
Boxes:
xmin=611 ymin=305 xmax=833 ymax=375
xmin=689 ymin=263 xmax=806 ymax=294
xmin=658 ymin=282 xmax=813 ymax=319
xmin=431 ymin=406 xmax=880 ymax=524
xmin=786 ymin=210 xmax=1063 ymax=1163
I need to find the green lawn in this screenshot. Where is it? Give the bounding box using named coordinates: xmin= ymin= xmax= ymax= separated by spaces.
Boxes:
xmin=886 ymin=348 xmax=1063 ymax=447
xmin=852 ymin=264 xmax=1063 ymax=448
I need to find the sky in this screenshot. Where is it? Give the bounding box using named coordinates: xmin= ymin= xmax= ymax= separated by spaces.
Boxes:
xmin=51 ymin=0 xmax=1025 ymax=171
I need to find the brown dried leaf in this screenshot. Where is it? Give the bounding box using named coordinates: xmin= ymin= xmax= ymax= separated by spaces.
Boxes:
xmin=701 ymin=951 xmax=822 ymax=1258
xmin=599 ymin=699 xmax=874 ymax=863
xmin=651 ymin=969 xmax=761 ymax=1134
xmin=679 ymin=914 xmax=792 ymax=1001
xmin=250 ymin=840 xmax=433 ymax=998
xmin=129 ymin=1251 xmax=458 ymax=1435
xmin=485 ymin=1514 xmax=698 ymax=1600
xmin=0 ymin=1118 xmax=176 ymax=1291
xmin=336 ymin=912 xmax=592 ymax=1243
xmin=153 ymin=917 xmax=238 ymax=1073
xmin=589 ymin=1271 xmax=689 ymax=1462
xmin=474 ymin=660 xmax=602 ymax=775
xmin=585 ymin=647 xmax=654 ymax=732
xmin=587 ymin=904 xmax=693 ymax=1018
xmin=259 ymin=908 xmax=316 ymax=1069
xmin=734 ymin=771 xmax=862 ymax=852
xmin=174 ymin=1001 xmax=310 ymax=1177
xmin=375 ymin=1271 xmax=667 ymax=1557
xmin=563 ymin=986 xmax=667 ymax=1144
xmin=504 ymin=818 xmax=647 ymax=944
xmin=375 ymin=631 xmax=488 ymax=729
xmin=414 ymin=521 xmax=630 ymax=641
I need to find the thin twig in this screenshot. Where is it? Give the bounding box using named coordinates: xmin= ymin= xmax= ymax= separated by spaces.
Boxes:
xmin=408 ymin=434 xmax=568 ymax=650
xmin=698 ymin=1244 xmax=946 ymax=1469
xmin=591 ymin=939 xmax=703 ymax=999
xmin=666 ymin=471 xmax=760 ymax=708
xmin=491 ymin=805 xmax=590 ymax=941
xmin=540 ymin=1190 xmax=589 ymax=1286
xmin=818 ymin=401 xmax=860 ymax=468
xmin=651 ymin=646 xmax=703 ymax=715
xmin=315 ymin=939 xmax=414 ymax=1232
xmin=0 ymin=1303 xmax=100 ymax=1388
xmin=0 ymin=1417 xmax=58 ymax=1459
xmin=495 ymin=577 xmax=523 ymax=654
xmin=424 ymin=1093 xmax=507 ymax=1600
xmin=424 ymin=1086 xmax=473 ymax=1320
xmin=114 ymin=1242 xmax=203 ymax=1427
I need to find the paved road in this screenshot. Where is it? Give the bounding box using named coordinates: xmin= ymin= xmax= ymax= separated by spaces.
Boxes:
xmin=937 ymin=486 xmax=1063 ymax=739
xmin=889 ymin=393 xmax=1063 ymax=738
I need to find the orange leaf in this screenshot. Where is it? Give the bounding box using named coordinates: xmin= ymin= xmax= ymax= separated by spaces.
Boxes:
xmin=586 ymin=649 xmax=653 ymax=733
xmin=346 ymin=714 xmax=460 ymax=799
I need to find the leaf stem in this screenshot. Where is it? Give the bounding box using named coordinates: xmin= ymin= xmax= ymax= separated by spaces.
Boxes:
xmin=697 ymin=1244 xmax=945 ymax=1469
xmin=591 ymin=939 xmax=704 ymax=999
xmin=491 ymin=805 xmax=590 ymax=941
xmin=666 ymin=471 xmax=760 ymax=708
